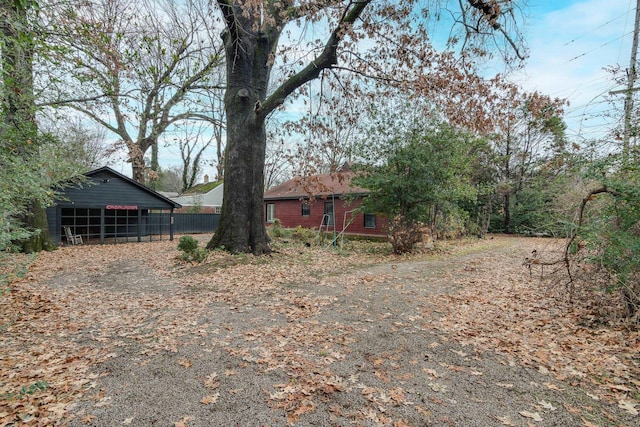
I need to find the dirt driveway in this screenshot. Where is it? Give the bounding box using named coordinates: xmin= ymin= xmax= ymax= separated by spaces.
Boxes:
xmin=1 ymin=235 xmax=638 ymax=426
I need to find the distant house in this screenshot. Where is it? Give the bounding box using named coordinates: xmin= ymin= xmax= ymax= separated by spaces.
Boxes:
xmin=172 ymin=182 xmax=224 ymax=214
xmin=47 ymin=166 xmax=182 ymax=245
xmin=263 ymin=167 xmax=387 ymax=237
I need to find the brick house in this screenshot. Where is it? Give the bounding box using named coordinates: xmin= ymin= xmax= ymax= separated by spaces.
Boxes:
xmin=263 ymin=169 xmax=387 ymax=237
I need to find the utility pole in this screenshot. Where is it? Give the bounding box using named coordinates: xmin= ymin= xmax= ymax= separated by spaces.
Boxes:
xmin=622 ymin=0 xmax=640 ymax=160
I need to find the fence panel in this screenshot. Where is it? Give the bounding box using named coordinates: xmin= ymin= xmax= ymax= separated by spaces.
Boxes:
xmin=151 ymin=213 xmax=220 ymax=234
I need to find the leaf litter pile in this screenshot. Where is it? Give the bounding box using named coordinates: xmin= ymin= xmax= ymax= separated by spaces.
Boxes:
xmin=1 ymin=235 xmax=638 ymax=426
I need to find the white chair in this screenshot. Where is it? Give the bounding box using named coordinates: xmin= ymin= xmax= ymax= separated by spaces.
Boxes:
xmin=63 ymin=227 xmax=83 ymax=245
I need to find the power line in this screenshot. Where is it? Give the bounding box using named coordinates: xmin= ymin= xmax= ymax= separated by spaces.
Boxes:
xmin=617 ymin=1 xmax=636 ymax=63
xmin=566 ymin=31 xmax=634 ymax=63
xmin=564 ymin=9 xmax=634 ymax=46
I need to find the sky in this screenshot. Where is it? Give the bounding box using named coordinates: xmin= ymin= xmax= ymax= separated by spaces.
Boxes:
xmin=512 ymin=0 xmax=637 ymax=144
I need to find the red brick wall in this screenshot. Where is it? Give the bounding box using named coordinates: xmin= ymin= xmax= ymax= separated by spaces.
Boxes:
xmin=264 ymin=197 xmax=387 ymax=237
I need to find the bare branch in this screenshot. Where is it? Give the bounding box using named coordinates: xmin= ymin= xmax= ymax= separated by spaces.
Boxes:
xmin=260 ymin=0 xmax=373 ymax=116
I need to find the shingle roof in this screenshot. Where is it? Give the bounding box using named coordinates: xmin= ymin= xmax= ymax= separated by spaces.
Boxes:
xmin=85 ymin=166 xmax=182 ymax=208
xmin=264 ymin=172 xmax=368 ymax=200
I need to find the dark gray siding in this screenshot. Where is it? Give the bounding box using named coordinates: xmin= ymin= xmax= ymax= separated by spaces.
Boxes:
xmin=48 ymin=167 xmax=181 ymax=244
xmin=56 ymin=172 xmax=174 ymax=209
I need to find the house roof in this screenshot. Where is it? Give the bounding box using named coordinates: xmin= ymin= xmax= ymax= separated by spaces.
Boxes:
xmin=83 ymin=166 xmax=182 ymax=209
xmin=264 ymin=171 xmax=368 ymax=200
xmin=171 ymin=183 xmax=224 ymax=207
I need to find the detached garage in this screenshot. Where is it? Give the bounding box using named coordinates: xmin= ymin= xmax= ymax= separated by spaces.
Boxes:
xmin=46 ymin=166 xmax=182 ymax=245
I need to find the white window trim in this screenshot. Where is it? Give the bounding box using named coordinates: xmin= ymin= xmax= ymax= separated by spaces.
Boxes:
xmin=266 ymin=203 xmax=276 ymax=223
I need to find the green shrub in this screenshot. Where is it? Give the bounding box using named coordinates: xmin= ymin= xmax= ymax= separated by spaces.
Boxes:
xmin=270 ymin=218 xmax=284 ymax=238
xmin=178 ymin=235 xmax=199 ymax=253
xmin=1 ymin=380 xmax=48 ymax=401
xmin=177 ymin=236 xmax=208 ymax=262
xmin=292 ymin=225 xmax=315 ymax=241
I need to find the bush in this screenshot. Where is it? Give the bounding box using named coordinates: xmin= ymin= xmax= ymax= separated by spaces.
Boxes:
xmin=387 ymin=215 xmax=424 ymax=254
xmin=177 ymin=236 xmax=208 ymax=262
xmin=269 ymin=218 xmax=285 ymax=238
xmin=178 ymin=235 xmax=199 ymax=253
xmin=568 ymin=155 xmax=640 ymax=318
xmin=292 ymin=225 xmax=315 ymax=242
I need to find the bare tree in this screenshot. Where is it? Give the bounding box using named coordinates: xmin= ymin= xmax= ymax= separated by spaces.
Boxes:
xmin=283 ymin=82 xmax=361 ymax=175
xmin=39 ymin=0 xmax=225 ymax=183
xmin=42 ymin=117 xmax=112 ymax=169
xmin=172 ymin=120 xmax=215 ymax=192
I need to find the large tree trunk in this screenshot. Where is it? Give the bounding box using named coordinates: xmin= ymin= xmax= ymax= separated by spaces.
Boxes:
xmin=206 ymin=18 xmax=274 ymax=254
xmin=19 ymin=202 xmax=55 ymax=253
xmin=207 ymin=106 xmax=270 ymax=254
xmin=1 ymin=0 xmax=55 ymax=252
xmin=129 ymin=145 xmax=147 ymax=184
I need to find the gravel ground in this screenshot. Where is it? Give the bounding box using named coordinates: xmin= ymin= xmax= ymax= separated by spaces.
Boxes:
xmin=4 ymin=235 xmax=637 ymax=427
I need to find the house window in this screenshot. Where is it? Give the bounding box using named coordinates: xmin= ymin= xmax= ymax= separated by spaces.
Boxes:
xmin=266 ymin=203 xmax=276 ymax=223
xmin=301 ymin=200 xmax=310 ymax=216
xmin=323 ymin=201 xmax=334 ymax=226
xmin=364 ymin=213 xmax=376 ymax=229
xmin=214 ymin=206 xmax=222 ymax=214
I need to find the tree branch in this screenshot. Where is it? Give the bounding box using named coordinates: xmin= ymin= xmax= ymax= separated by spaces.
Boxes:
xmin=562 ymin=186 xmax=612 ymax=295
xmin=260 ymin=0 xmax=373 ymax=117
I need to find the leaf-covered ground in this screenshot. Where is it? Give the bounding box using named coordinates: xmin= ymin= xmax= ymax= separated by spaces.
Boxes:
xmin=1 ymin=235 xmax=638 ymax=426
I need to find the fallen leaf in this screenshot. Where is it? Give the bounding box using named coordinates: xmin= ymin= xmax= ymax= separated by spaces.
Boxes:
xmin=428 ymin=382 xmax=447 ymax=393
xmin=178 ymin=358 xmax=192 ymax=368
xmin=581 ymin=418 xmax=599 ymax=427
xmin=563 ymin=403 xmax=582 ymax=414
xmin=544 ymin=382 xmax=563 ymax=391
xmin=81 ymin=414 xmax=96 ymax=424
xmin=174 ymin=416 xmax=193 ymax=427
xmin=519 ymin=410 xmax=542 ymax=422
xmin=123 ymin=417 xmax=134 ymax=425
xmin=415 ymin=406 xmax=432 ymax=417
xmin=95 ymin=396 xmax=112 ymax=408
xmin=423 ymin=368 xmax=439 ymax=378
xmin=495 ymin=415 xmax=516 ymax=426
xmin=389 ymin=387 xmax=406 ymax=404
xmin=200 ymin=393 xmax=220 ymax=404
xmin=539 ymin=400 xmax=556 ymax=411
xmin=496 ymin=383 xmax=514 ymax=389
xmin=618 ymin=399 xmax=639 ymax=416
xmin=204 ymin=372 xmax=219 ymax=390
xmin=608 ymin=384 xmax=632 ymax=392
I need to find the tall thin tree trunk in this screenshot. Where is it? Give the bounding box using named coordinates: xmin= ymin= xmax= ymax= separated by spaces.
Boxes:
xmin=503 ymin=193 xmax=511 ymax=233
xmin=1 ymin=0 xmax=54 ymax=252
